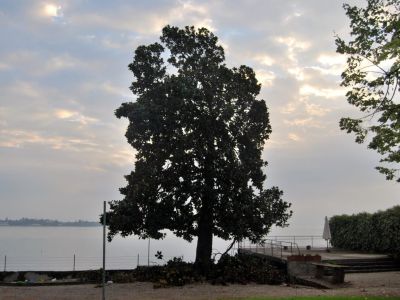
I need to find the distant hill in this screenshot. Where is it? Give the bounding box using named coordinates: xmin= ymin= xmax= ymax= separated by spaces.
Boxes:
xmin=0 ymin=218 xmax=100 ymax=227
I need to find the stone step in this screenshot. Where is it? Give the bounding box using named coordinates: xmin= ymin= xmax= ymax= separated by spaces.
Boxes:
xmin=345 ymin=267 xmax=400 ymax=273
xmin=321 ymin=257 xmax=400 ymax=274
xmin=325 ymin=258 xmax=395 ymax=265
xmin=323 ymin=264 xmax=400 ymax=274
xmin=347 ymin=264 xmax=400 ymax=269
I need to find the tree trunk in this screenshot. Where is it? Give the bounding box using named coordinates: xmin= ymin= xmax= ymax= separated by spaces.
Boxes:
xmin=195 ymin=131 xmax=216 ymax=274
xmin=195 ymin=201 xmax=213 ymax=274
xmin=195 ymin=147 xmax=214 ymax=273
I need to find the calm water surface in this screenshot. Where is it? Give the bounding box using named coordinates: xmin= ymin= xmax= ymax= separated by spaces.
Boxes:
xmin=0 ymin=226 xmax=324 ymax=271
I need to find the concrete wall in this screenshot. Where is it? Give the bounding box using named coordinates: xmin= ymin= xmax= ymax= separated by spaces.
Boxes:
xmin=287 ymin=255 xmax=321 ymax=277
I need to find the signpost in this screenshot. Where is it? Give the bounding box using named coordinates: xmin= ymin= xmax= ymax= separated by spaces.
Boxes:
xmin=102 ymin=201 xmax=106 ymax=300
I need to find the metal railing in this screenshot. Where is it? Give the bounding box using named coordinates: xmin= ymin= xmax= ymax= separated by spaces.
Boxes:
xmin=238 ymin=235 xmax=330 ymax=259
xmin=238 ymin=239 xmax=300 ymax=258
xmin=0 ymin=254 xmax=183 ymax=272
xmin=266 ymin=235 xmax=325 ymax=248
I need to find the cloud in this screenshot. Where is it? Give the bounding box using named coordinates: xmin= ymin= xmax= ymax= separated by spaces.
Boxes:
xmin=0 ymin=51 xmax=95 ymax=77
xmin=101 ymin=37 xmax=126 ymax=49
xmin=287 ymin=66 xmax=306 ymax=81
xmin=0 ymin=62 xmax=10 ymax=71
xmin=256 ymin=70 xmax=276 ymax=87
xmin=276 ymin=36 xmax=311 ymax=62
xmin=54 ymin=109 xmax=98 ymax=125
xmin=1 ymin=51 xmax=38 ymax=71
xmin=0 ymin=126 xmax=130 ymax=157
xmin=181 ymin=8 xmax=214 ymax=30
xmin=305 ymin=53 xmax=347 ymax=76
xmin=300 ymin=84 xmax=345 ymax=99
xmin=165 ymin=1 xmax=215 ymax=31
xmin=305 ymin=102 xmax=330 ymax=117
xmin=79 ymin=81 xmax=133 ymax=99
xmin=0 ymin=127 xmax=136 ymax=176
xmin=318 ymin=54 xmax=346 ymax=66
xmin=45 ymin=55 xmax=78 ymax=72
xmin=8 ymin=81 xmax=43 ymax=99
xmin=280 ymin=102 xmax=297 ymax=115
xmin=255 ymin=54 xmax=275 ymax=66
xmin=288 ymin=133 xmax=301 ymax=141
xmin=69 ymin=1 xmax=214 ymax=35
xmin=0 ymin=129 xmax=96 ymax=150
xmin=0 ymin=107 xmax=6 ymax=126
xmin=284 ymin=11 xmax=303 ymax=23
xmin=100 ymin=82 xmax=128 ymax=96
xmin=285 ymin=118 xmax=313 ymax=127
xmin=108 ymin=147 xmax=136 ymax=167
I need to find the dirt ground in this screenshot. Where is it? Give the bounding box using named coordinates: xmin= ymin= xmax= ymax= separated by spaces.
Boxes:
xmin=1 ymin=272 xmax=399 ymax=300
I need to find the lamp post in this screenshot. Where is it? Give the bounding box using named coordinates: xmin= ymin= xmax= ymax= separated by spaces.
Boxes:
xmin=102 ymin=201 xmax=106 ymax=300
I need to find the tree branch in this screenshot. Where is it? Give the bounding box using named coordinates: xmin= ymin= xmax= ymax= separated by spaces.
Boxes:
xmin=222 ymin=238 xmax=237 ymax=257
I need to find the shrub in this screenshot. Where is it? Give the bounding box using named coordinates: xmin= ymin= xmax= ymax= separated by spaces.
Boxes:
xmin=210 ymin=253 xmax=286 ymax=285
xmin=134 ymin=257 xmax=201 ymax=287
xmin=132 ymin=254 xmax=286 ymax=287
xmin=330 ymin=206 xmax=400 ymax=255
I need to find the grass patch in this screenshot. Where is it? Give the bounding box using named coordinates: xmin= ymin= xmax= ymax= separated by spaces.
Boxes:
xmin=232 ymin=297 xmax=400 ymax=300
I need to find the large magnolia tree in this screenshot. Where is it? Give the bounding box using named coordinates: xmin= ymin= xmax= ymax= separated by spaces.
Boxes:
xmin=105 ymin=25 xmax=291 ymax=271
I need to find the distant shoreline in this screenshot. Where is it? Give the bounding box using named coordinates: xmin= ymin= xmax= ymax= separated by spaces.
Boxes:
xmin=0 ymin=218 xmax=101 ymax=227
xmin=0 ymin=224 xmax=101 ymax=227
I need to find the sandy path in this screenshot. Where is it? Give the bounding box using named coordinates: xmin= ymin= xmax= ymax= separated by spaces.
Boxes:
xmin=1 ymin=272 xmax=399 ymax=299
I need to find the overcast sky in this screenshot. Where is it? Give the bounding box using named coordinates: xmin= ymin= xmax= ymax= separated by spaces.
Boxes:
xmin=0 ymin=0 xmax=398 ymax=233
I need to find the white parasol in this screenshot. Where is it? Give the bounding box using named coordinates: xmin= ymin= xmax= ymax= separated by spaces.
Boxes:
xmin=323 ymin=216 xmax=331 ymax=249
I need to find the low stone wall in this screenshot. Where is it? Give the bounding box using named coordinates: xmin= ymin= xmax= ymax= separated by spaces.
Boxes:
xmin=1 ymin=269 xmax=106 ymax=284
xmin=287 ymin=255 xmax=321 ymax=277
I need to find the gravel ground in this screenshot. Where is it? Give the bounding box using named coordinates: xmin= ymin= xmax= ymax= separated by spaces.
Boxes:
xmin=1 ymin=272 xmax=399 ymax=300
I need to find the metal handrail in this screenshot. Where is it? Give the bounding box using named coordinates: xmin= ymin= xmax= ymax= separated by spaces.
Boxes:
xmin=238 ymin=238 xmax=301 ymax=258
xmin=264 ymin=239 xmax=301 ymax=256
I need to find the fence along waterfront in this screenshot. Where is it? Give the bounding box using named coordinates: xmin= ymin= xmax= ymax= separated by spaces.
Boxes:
xmin=1 ymin=254 xmax=183 ymax=272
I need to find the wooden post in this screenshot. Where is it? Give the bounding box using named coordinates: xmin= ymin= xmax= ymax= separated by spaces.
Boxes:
xmin=73 ymin=254 xmax=76 ymax=272
xmin=3 ymin=255 xmax=6 ymax=272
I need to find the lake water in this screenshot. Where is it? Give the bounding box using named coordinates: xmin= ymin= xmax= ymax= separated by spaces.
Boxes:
xmin=0 ymin=226 xmax=325 ymax=271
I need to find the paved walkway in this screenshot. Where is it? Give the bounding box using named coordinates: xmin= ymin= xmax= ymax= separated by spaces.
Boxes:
xmin=242 ymin=247 xmax=389 ymax=261
xmin=0 ymin=272 xmax=399 ymax=299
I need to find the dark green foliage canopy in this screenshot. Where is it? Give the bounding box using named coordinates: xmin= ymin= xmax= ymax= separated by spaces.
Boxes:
xmin=106 ymin=26 xmax=291 ymax=255
xmin=336 ymin=0 xmax=400 ymax=180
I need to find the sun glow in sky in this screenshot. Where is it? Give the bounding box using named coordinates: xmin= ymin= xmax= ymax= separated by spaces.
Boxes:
xmin=44 ymin=4 xmax=60 ymax=17
xmin=55 ymin=109 xmax=78 ymax=119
